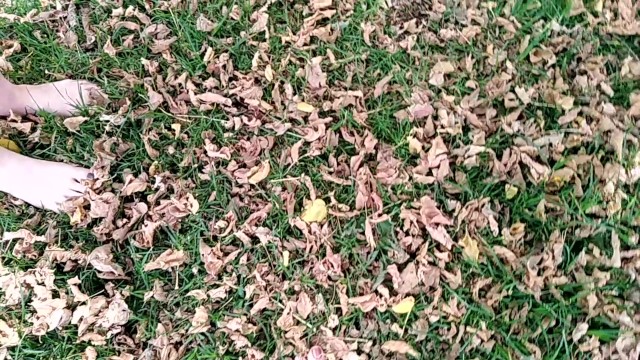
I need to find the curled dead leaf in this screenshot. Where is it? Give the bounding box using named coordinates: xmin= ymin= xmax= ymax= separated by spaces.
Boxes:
xmin=374 ymin=73 xmax=393 ymax=98
xmin=88 ymin=244 xmax=126 ymax=279
xmin=196 ymin=14 xmax=216 ymax=32
xmin=197 ymin=92 xmax=232 ymax=106
xmin=143 ymin=249 xmax=187 ymax=271
xmin=381 ymin=340 xmax=419 ymax=358
xmin=572 ymin=322 xmax=589 ymax=343
xmin=248 ymin=160 xmax=271 ymax=184
xmin=407 ymin=136 xmax=422 ymax=154
xmin=63 ymin=116 xmax=89 ymax=132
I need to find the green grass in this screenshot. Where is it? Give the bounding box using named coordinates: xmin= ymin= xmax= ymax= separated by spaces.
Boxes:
xmin=1 ymin=0 xmax=639 ymax=359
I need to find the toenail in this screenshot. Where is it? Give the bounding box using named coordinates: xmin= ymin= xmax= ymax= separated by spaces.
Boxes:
xmin=87 ymin=173 xmax=95 ymax=180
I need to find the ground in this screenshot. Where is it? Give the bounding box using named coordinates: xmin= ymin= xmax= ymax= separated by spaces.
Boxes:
xmin=0 ymin=0 xmax=639 ymax=359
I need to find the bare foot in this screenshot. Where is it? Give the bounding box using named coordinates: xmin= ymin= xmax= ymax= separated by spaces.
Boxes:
xmin=17 ymin=79 xmax=106 ymax=117
xmin=0 ymin=147 xmax=91 ymax=212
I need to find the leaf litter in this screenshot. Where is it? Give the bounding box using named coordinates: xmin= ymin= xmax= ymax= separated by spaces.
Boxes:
xmin=1 ymin=0 xmax=640 ymax=359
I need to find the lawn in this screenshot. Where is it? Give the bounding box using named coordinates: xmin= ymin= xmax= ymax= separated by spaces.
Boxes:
xmin=1 ymin=0 xmax=639 ymax=359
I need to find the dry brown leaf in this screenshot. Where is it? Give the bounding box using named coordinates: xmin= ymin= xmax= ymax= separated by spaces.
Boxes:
xmin=374 ymin=73 xmax=393 ymax=98
xmin=63 ymin=116 xmax=89 ymax=132
xmin=88 ymin=244 xmax=126 ymax=279
xmin=199 ymin=240 xmax=224 ymax=278
xmin=0 ymin=319 xmax=20 ymax=347
xmin=629 ymin=93 xmax=640 ymax=117
xmin=250 ymin=9 xmax=269 ymax=34
xmin=145 ymin=86 xmax=164 ymax=110
xmin=296 ymin=291 xmax=313 ymax=319
xmin=103 ymin=38 xmax=117 ymax=57
xmin=248 ymin=160 xmax=271 ymax=184
xmin=121 ymin=173 xmax=148 ymax=196
xmin=196 ymin=14 xmax=216 ymax=32
xmin=197 ymin=92 xmax=233 ymax=106
xmin=188 ymin=305 xmax=211 ymax=334
xmin=407 ymin=136 xmax=422 ymax=154
xmin=429 ymin=61 xmax=456 ymax=86
xmin=83 ymin=346 xmax=97 ymax=360
xmin=265 ymin=64 xmax=274 ymax=82
xmin=381 ymin=340 xmax=419 ymax=357
xmin=311 ymin=0 xmax=332 ymax=11
xmin=143 ymin=249 xmax=187 ymax=271
xmin=572 ymin=322 xmax=589 ymax=342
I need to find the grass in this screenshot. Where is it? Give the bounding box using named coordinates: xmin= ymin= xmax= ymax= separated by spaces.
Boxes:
xmin=0 ymin=0 xmax=639 ymax=359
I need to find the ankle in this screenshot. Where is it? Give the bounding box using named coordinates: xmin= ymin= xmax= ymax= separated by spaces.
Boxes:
xmin=0 ymin=147 xmax=22 ymax=192
xmin=0 ymin=80 xmax=20 ymax=117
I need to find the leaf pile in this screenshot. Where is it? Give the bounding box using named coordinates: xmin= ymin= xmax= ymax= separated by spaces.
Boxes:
xmin=1 ymin=0 xmax=639 ymax=359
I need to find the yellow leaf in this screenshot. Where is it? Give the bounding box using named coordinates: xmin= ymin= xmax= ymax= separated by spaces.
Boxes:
xmin=296 ymin=102 xmax=315 ymax=113
xmin=301 ymin=199 xmax=327 ymax=223
xmin=593 ymin=0 xmax=603 ymax=12
xmin=0 ymin=138 xmax=20 ymax=153
xmin=460 ymin=233 xmax=479 ymax=261
xmin=69 ymin=207 xmax=83 ymax=225
xmin=391 ymin=296 xmax=415 ymax=314
xmin=248 ymin=160 xmax=271 ymax=184
xmin=505 ymin=184 xmax=518 ymax=199
xmin=283 ymin=250 xmax=290 ymax=267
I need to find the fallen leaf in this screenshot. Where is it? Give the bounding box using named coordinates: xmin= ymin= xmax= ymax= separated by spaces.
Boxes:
xmin=197 ymin=92 xmax=232 ymax=106
xmin=188 ymin=305 xmax=210 ymax=334
xmin=311 ymin=0 xmax=332 ymax=11
xmin=572 ymin=322 xmax=589 ymax=343
xmin=391 ymin=296 xmax=415 ymax=314
xmin=297 ymin=102 xmax=315 ymax=113
xmin=505 ymin=184 xmax=518 ymax=199
xmin=0 ymin=319 xmax=20 ymax=347
xmin=63 ymin=116 xmax=89 ymax=132
xmin=103 ymin=38 xmax=116 ymax=57
xmin=265 ymin=64 xmax=274 ymax=82
xmin=301 ymin=199 xmax=328 ymax=223
xmin=196 ymin=14 xmax=216 ymax=32
xmin=407 ymin=136 xmax=422 ymax=154
xmin=381 ymin=340 xmax=419 ymax=357
xmin=296 ymin=292 xmax=313 ymax=319
xmin=121 ymin=173 xmax=148 ymax=196
xmin=0 ymin=138 xmax=20 ymax=153
xmin=432 ymin=61 xmax=455 ymax=74
xmin=374 ymin=73 xmax=394 ymax=98
xmin=144 ymin=249 xmax=187 ymax=271
xmin=88 ymin=244 xmax=126 ymax=279
xmin=248 ymin=160 xmax=271 ymax=184
xmin=460 ymin=232 xmax=480 ymax=261
xmin=199 ymin=240 xmax=224 ymax=277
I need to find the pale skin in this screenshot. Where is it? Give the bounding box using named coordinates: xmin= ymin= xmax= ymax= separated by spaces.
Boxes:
xmin=0 ymin=74 xmax=102 ymax=212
